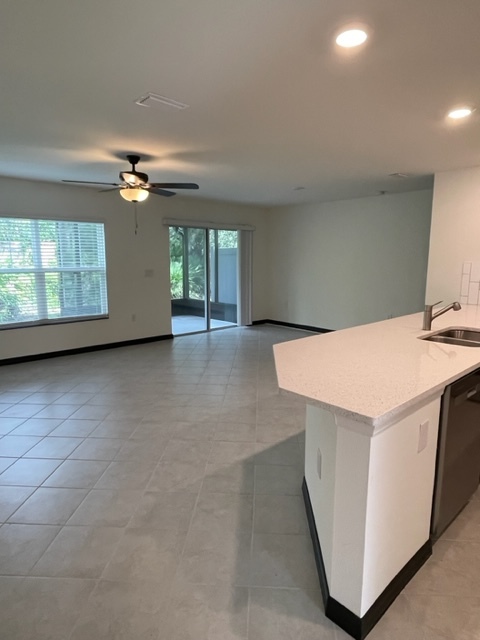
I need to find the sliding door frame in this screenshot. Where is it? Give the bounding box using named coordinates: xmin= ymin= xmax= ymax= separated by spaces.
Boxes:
xmin=166 ymin=218 xmax=254 ymax=332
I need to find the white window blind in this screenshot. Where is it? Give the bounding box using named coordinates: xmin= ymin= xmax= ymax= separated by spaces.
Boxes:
xmin=0 ymin=217 xmax=108 ymax=328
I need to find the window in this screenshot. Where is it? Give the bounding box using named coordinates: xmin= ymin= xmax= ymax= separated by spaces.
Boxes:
xmin=0 ymin=217 xmax=108 ymax=328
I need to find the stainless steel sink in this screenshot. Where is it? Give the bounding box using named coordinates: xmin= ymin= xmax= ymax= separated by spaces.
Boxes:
xmin=421 ymin=328 xmax=480 ymax=347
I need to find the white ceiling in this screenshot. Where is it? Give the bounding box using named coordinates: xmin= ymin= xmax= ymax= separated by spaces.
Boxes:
xmin=1 ymin=0 xmax=480 ymax=206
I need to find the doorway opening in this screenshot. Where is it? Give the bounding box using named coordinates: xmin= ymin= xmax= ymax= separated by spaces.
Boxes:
xmin=169 ymin=226 xmax=238 ymax=335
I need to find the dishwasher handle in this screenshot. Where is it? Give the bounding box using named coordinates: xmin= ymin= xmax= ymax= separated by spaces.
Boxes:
xmin=453 ymin=384 xmax=480 ymax=406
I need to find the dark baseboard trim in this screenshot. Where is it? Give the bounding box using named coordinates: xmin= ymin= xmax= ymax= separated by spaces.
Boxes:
xmin=0 ymin=334 xmax=174 ymax=366
xmin=252 ymin=319 xmax=333 ymax=334
xmin=302 ymin=477 xmax=432 ymax=640
xmin=302 ymin=478 xmax=330 ymax=608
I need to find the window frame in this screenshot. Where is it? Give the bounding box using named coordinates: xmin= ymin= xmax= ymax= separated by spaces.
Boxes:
xmin=0 ymin=215 xmax=109 ymax=330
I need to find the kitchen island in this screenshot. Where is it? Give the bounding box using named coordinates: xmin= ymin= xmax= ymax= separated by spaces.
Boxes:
xmin=273 ymin=305 xmax=480 ymax=640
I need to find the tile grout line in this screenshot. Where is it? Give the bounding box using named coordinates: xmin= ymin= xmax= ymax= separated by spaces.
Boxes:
xmin=246 ymin=343 xmax=261 ymax=640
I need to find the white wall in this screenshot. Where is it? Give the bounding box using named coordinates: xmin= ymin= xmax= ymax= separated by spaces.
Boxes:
xmin=266 ymin=190 xmax=433 ymax=330
xmin=0 ymin=177 xmax=269 ymax=360
xmin=426 ymin=165 xmax=480 ymax=303
xmin=1 ymin=177 xmax=437 ymax=359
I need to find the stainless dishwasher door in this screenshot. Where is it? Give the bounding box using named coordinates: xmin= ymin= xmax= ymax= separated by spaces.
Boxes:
xmin=431 ymin=369 xmax=480 ymax=539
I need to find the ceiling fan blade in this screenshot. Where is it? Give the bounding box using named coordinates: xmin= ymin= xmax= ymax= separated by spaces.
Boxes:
xmin=148 ymin=183 xmax=199 ymax=190
xmin=62 ymin=180 xmax=121 ymax=186
xmin=149 ymin=188 xmax=176 ymax=197
xmin=98 ymin=186 xmax=121 ymax=193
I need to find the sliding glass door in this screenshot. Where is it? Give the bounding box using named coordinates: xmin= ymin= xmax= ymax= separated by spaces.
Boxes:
xmin=209 ymin=229 xmax=238 ymax=328
xmin=169 ymin=226 xmax=238 ymax=335
xmin=170 ymin=226 xmax=207 ymax=334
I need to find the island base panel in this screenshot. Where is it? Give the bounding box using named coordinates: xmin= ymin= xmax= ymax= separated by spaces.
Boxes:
xmin=303 ymin=478 xmax=432 ymax=639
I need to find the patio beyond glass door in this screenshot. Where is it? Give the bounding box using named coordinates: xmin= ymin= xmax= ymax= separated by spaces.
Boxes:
xmin=209 ymin=229 xmax=238 ymax=328
xmin=170 ymin=226 xmax=238 ymax=335
xmin=170 ymin=226 xmax=207 ymax=335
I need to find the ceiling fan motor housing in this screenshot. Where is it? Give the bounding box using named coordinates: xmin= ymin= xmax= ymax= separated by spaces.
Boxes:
xmin=121 ymin=154 xmax=149 ymax=185
xmin=119 ymin=170 xmax=149 ymax=186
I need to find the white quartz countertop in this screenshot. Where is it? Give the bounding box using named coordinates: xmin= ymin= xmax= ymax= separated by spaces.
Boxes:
xmin=273 ymin=305 xmax=480 ymax=429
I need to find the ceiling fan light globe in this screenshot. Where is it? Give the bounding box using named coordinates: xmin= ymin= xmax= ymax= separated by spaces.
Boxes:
xmin=335 ymin=28 xmax=368 ymax=48
xmin=120 ymin=187 xmax=149 ymax=203
xmin=448 ymin=107 xmax=474 ymax=120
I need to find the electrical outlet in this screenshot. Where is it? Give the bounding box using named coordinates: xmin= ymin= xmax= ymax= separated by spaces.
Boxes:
xmin=418 ymin=420 xmax=429 ymax=453
xmin=317 ymin=448 xmax=322 ymax=480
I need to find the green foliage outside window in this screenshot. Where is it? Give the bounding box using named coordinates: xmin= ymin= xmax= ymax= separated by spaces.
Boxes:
xmin=0 ymin=217 xmax=107 ymax=326
xmin=169 ymin=227 xmax=237 ymax=300
xmin=169 ymin=227 xmax=205 ymax=300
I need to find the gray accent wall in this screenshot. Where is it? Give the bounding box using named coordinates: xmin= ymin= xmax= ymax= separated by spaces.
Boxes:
xmin=266 ymin=190 xmax=433 ymax=330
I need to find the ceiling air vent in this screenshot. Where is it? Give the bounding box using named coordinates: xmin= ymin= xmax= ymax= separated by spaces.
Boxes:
xmin=135 ymin=93 xmax=189 ymax=110
xmin=388 ymin=172 xmax=411 ymax=179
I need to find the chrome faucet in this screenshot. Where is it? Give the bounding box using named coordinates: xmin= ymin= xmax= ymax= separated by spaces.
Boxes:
xmin=422 ymin=300 xmax=462 ymax=331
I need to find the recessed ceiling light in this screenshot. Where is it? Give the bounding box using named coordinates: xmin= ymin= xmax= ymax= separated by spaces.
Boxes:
xmin=335 ymin=29 xmax=368 ymax=48
xmin=447 ymin=107 xmax=474 ymax=120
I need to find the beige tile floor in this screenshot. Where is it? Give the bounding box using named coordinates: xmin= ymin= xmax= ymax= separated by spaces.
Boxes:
xmin=0 ymin=325 xmax=478 ymax=640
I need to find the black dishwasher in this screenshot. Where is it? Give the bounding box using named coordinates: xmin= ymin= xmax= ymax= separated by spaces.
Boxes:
xmin=431 ymin=368 xmax=480 ymax=539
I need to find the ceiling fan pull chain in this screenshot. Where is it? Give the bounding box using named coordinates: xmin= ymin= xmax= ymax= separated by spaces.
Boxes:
xmin=134 ymin=204 xmax=138 ymax=235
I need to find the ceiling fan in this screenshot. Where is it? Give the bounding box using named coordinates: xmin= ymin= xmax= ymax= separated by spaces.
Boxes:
xmin=62 ymin=154 xmax=199 ymax=202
